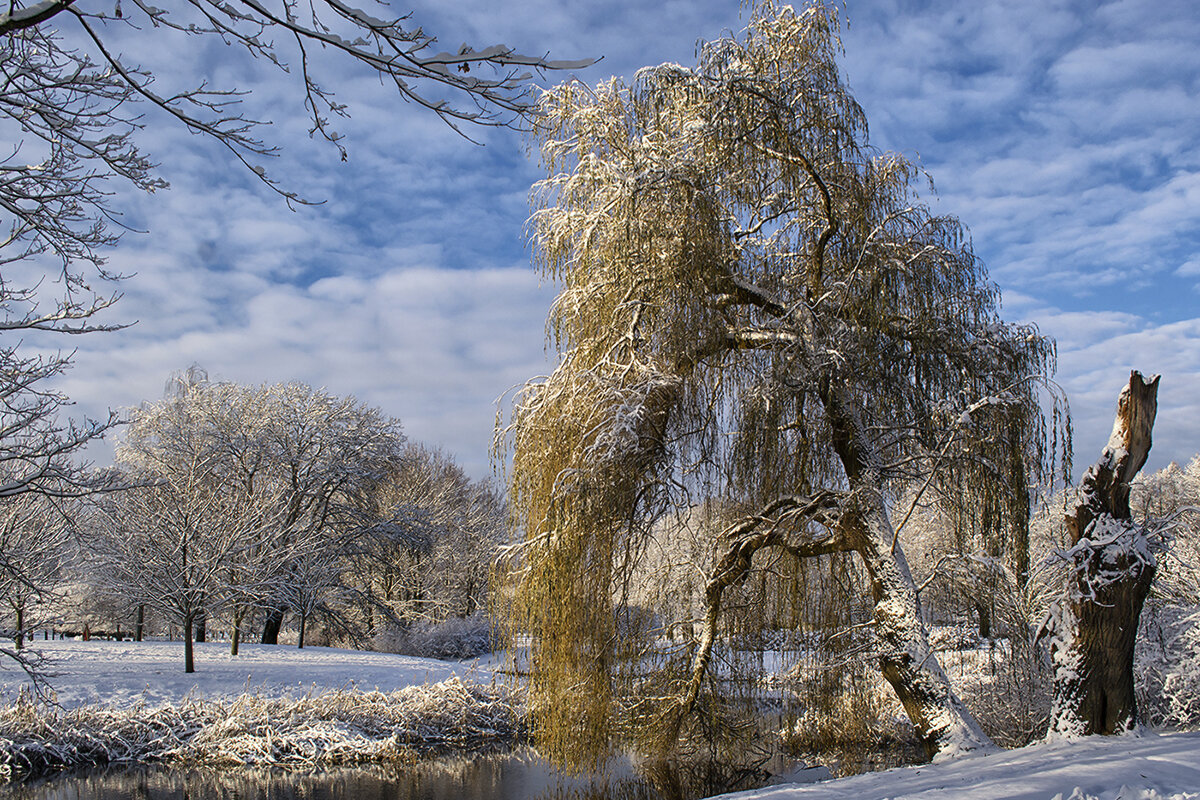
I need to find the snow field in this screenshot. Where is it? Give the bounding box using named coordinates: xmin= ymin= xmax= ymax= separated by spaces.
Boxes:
xmin=0 ymin=639 xmax=491 ymax=708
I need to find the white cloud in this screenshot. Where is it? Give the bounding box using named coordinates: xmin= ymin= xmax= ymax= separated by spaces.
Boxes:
xmin=56 ymin=264 xmax=556 ymax=479
xmin=1020 ymin=309 xmax=1200 ymax=477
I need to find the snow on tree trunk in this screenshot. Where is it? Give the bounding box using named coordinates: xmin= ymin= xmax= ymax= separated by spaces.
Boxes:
xmin=850 ymin=485 xmax=994 ymax=760
xmin=824 ymin=381 xmax=993 ymax=760
xmin=1052 ymin=371 xmax=1160 ymax=736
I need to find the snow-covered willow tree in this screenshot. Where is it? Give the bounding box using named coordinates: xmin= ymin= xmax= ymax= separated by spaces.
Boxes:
xmin=500 ymin=1 xmax=1069 ymax=764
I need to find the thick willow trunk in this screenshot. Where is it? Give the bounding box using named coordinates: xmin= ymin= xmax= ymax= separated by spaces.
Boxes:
xmin=849 ymin=488 xmax=993 ymax=760
xmin=821 ymin=380 xmax=992 ymax=760
xmin=1052 ymin=371 xmax=1159 ymax=736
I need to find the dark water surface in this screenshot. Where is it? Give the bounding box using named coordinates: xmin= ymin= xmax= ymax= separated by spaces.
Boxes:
xmin=0 ymin=747 xmax=821 ymax=800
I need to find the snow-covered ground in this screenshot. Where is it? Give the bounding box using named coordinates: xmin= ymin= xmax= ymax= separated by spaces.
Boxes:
xmin=712 ymin=730 xmax=1200 ymax=800
xmin=0 ymin=639 xmax=494 ymax=708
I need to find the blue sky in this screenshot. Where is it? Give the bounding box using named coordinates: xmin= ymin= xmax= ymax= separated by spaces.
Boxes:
xmin=44 ymin=0 xmax=1200 ymax=481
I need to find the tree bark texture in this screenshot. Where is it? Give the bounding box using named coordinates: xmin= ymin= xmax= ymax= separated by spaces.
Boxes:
xmin=184 ymin=613 xmax=195 ymax=674
xmin=821 ymin=380 xmax=993 ymax=760
xmin=1052 ymin=371 xmax=1160 ymax=736
xmin=135 ymin=604 xmax=145 ymax=642
xmin=231 ymin=607 xmax=245 ymax=656
xmin=261 ymin=606 xmax=285 ymax=644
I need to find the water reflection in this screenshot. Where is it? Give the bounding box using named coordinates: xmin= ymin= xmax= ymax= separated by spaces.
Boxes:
xmin=3 ymin=747 xmax=801 ymax=800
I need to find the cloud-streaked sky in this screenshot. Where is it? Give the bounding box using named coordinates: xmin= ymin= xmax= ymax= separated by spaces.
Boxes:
xmin=40 ymin=0 xmax=1200 ymax=481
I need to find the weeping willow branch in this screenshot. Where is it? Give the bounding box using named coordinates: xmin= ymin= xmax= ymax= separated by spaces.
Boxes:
xmin=667 ymin=491 xmax=849 ymax=740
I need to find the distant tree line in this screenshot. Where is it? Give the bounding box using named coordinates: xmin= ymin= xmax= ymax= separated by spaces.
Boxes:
xmin=2 ymin=367 xmax=504 ymax=674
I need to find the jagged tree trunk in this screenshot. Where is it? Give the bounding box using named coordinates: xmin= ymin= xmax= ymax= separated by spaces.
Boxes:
xmin=1052 ymin=371 xmax=1160 ymax=736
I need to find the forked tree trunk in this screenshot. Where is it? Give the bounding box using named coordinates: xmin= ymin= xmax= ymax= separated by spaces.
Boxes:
xmin=1052 ymin=371 xmax=1160 ymax=736
xmin=684 ymin=380 xmax=995 ymax=760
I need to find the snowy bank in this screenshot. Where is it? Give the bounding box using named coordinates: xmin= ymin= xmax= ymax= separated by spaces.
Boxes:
xmin=0 ymin=640 xmax=516 ymax=779
xmin=709 ymin=730 xmax=1200 ymax=800
xmin=0 ymin=677 xmax=521 ymax=779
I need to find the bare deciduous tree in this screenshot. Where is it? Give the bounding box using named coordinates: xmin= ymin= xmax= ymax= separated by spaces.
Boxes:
xmin=0 ymin=490 xmax=74 ymax=650
xmin=110 ymin=371 xmax=406 ymax=650
xmin=90 ymin=461 xmax=285 ymax=673
xmin=352 ymin=444 xmax=504 ymax=634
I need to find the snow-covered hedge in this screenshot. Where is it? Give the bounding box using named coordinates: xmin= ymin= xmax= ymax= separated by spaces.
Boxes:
xmin=0 ymin=677 xmax=521 ymax=780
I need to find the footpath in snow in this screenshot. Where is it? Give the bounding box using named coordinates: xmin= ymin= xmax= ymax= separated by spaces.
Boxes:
xmin=712 ymin=730 xmax=1200 ymax=800
xmin=0 ymin=639 xmax=493 ymax=707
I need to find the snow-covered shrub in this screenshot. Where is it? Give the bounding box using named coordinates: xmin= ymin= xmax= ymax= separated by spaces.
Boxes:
xmin=940 ymin=637 xmax=1051 ymax=747
xmin=1136 ymin=602 xmax=1200 ymax=729
xmin=928 ymin=624 xmax=980 ymax=651
xmin=373 ymin=613 xmax=495 ymax=660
